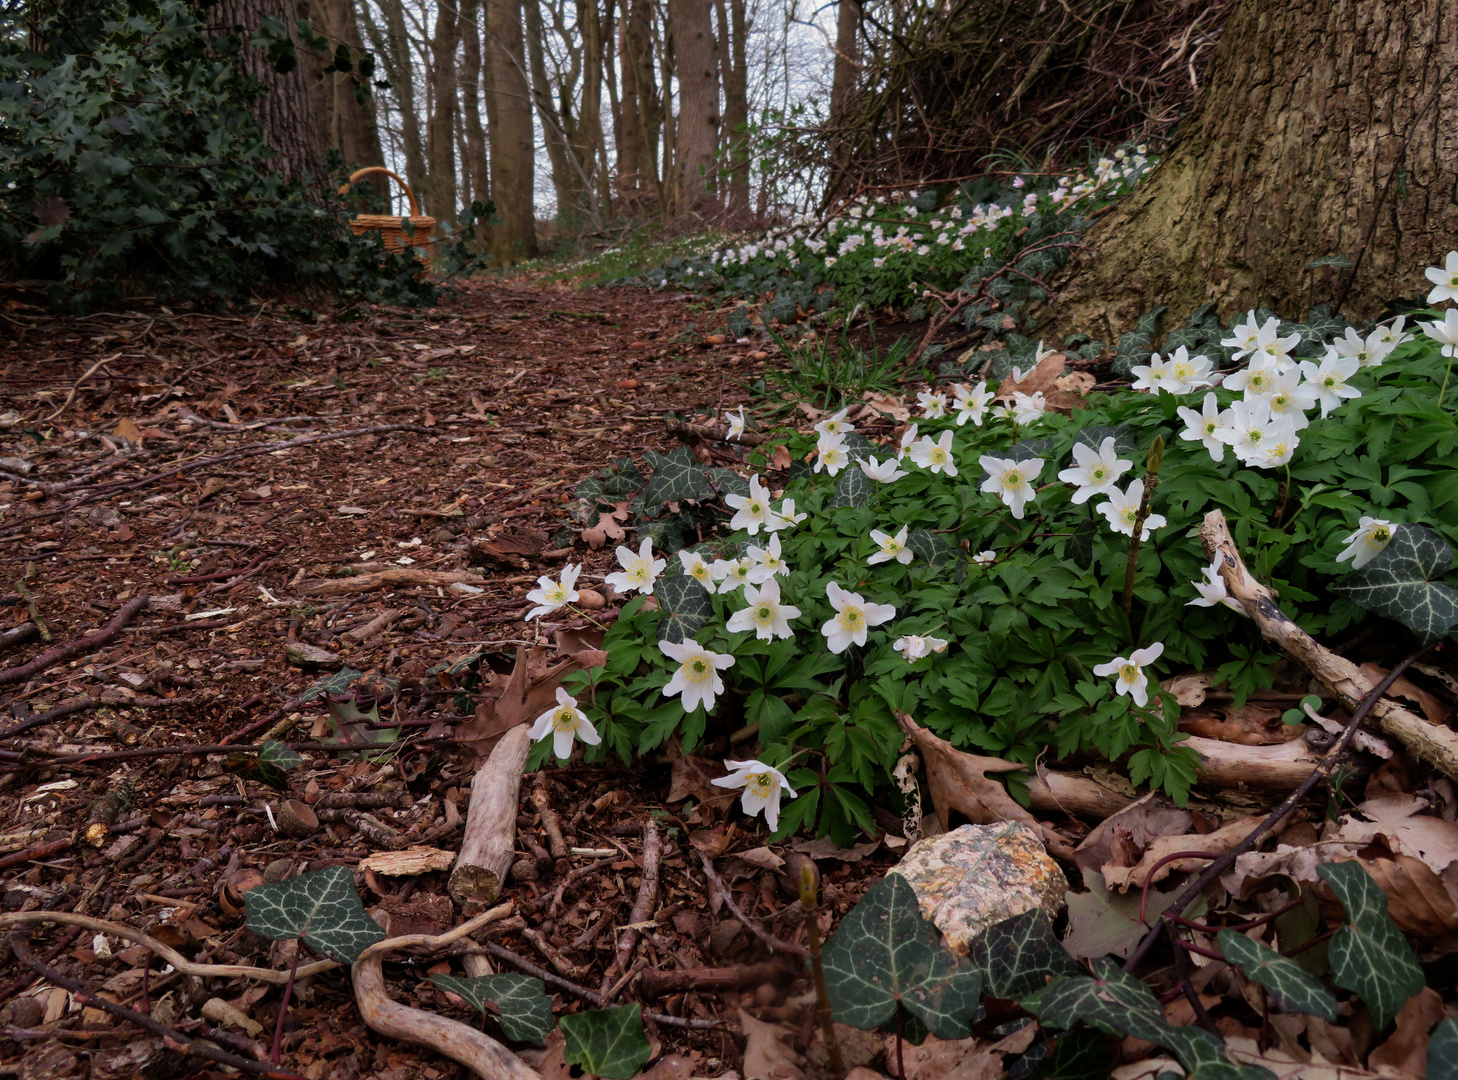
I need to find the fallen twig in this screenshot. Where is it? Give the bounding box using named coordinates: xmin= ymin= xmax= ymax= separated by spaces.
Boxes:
xmin=697 ymin=850 xmax=809 ymax=959
xmin=664 ymin=415 xmax=767 ymax=446
xmin=0 ymin=593 xmax=148 ymax=687
xmin=600 ymin=820 xmax=660 ymax=1000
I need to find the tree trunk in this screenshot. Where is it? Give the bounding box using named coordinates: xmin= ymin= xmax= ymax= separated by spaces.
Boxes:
xmin=365 ymin=0 xmax=429 ymax=202
xmin=484 ymin=0 xmax=539 ymax=261
xmin=669 ymin=0 xmax=718 ymax=214
xmin=298 ymin=0 xmax=386 ymax=183
xmin=426 ymin=0 xmax=460 ymax=219
xmin=1052 ymin=0 xmax=1458 ymax=338
xmin=212 ymin=0 xmax=326 ymax=186
xmin=618 ymin=0 xmax=661 ymax=202
xmin=522 ymin=0 xmax=581 ymax=223
xmin=720 ymin=0 xmax=748 ymax=216
xmin=460 ymin=0 xmax=490 ymax=211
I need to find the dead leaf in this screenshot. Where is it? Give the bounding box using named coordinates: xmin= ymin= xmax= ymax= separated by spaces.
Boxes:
xmin=641 ymin=1054 xmax=697 ymax=1080
xmin=790 ymin=835 xmax=882 ymax=862
xmin=1063 ymin=869 xmax=1180 ymax=959
xmin=456 ymin=645 xmax=606 ymax=761
xmin=884 ymin=1023 xmax=1038 ymax=1080
xmin=1360 ymin=662 xmax=1451 ymax=726
xmin=1055 ymin=371 xmax=1096 ymax=394
xmin=1179 ymin=701 xmax=1298 ymax=745
xmin=1338 ymin=795 xmax=1458 ymax=873
xmin=771 ymin=444 xmax=792 ymax=470
xmin=1367 ymin=986 xmax=1444 ymax=1074
xmin=894 ymin=711 xmax=1038 ymax=832
xmin=725 ymin=846 xmax=784 ymax=875
xmin=113 ymin=417 xmax=142 ymax=442
xmin=32 ymin=194 xmax=70 ymax=227
xmin=1073 ymin=793 xmax=1192 ymax=879
xmin=1163 ymin=671 xmax=1214 ymax=708
xmin=583 ymin=512 xmax=626 ymax=548
xmin=738 ymin=1008 xmax=803 ymax=1080
xmin=995 ymin=352 xmax=1064 ymax=399
xmin=1225 ymin=1033 xmax=1378 ymax=1078
xmin=1359 ymin=855 xmax=1458 ymax=937
xmin=1103 ymin=815 xmax=1263 ymax=892
xmin=859 ymin=390 xmax=910 ymax=423
xmin=665 ymin=737 xmax=728 ymax=805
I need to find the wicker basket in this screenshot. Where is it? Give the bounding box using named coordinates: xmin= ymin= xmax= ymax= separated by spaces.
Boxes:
xmin=340 ymin=167 xmax=436 ymax=264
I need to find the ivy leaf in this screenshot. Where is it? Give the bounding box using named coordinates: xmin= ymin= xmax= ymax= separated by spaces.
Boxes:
xmin=259 ymin=740 xmax=303 ymax=772
xmin=560 ymin=1004 xmax=652 ymax=1080
xmin=1429 ymin=1017 xmax=1458 ymax=1080
xmin=1025 ymin=1028 xmax=1111 ymax=1080
xmin=1317 ymin=861 xmax=1425 ymax=1029
xmin=907 ymin=528 xmax=953 ymax=567
xmin=1007 ymin=438 xmax=1055 ymax=463
xmin=1216 ymin=930 xmax=1338 ymax=1021
xmin=1064 ymin=519 xmax=1099 ymax=571
xmin=641 ymin=447 xmax=703 ymax=505
xmin=429 ymin=973 xmax=555 ymax=1045
xmin=1306 ymin=254 xmax=1355 ymax=269
xmin=831 ymin=466 xmax=871 ymax=509
xmin=968 ymin=909 xmax=1081 ymax=1001
xmin=1160 ymin=1026 xmax=1277 ymax=1080
xmin=1330 ymin=524 xmax=1458 ymax=646
xmin=324 ymin=696 xmax=397 ymax=749
xmin=655 ymin=574 xmax=713 ymax=644
xmin=243 ymin=866 xmax=385 ymax=964
xmin=1073 ymin=424 xmax=1140 ymax=459
xmin=299 ymin=666 xmax=363 ymax=703
xmin=1033 ymin=959 xmax=1170 ymax=1044
xmin=820 ymin=873 xmax=984 ymax=1040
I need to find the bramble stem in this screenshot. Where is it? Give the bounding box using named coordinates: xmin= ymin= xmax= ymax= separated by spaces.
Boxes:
xmin=271 ymin=941 xmax=303 ymax=1065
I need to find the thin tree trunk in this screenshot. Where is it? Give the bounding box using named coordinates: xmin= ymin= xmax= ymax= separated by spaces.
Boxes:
xmin=426 ymin=0 xmax=460 ymax=218
xmin=1054 ymin=0 xmax=1458 ymax=335
xmin=299 ymin=0 xmax=386 ymax=185
xmin=523 ymin=0 xmax=580 ymax=222
xmin=369 ymin=0 xmax=429 ymax=200
xmin=622 ymin=0 xmax=661 ymax=201
xmin=669 ymin=0 xmax=717 ymax=214
xmin=460 ymin=0 xmax=490 ymax=210
xmin=484 ymin=0 xmax=539 ymax=260
xmin=714 ymin=0 xmax=748 ymax=216
xmin=212 ymin=0 xmax=326 ymax=186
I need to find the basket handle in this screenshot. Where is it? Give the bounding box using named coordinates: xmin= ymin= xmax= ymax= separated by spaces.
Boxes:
xmin=339 ymin=167 xmax=423 ymax=217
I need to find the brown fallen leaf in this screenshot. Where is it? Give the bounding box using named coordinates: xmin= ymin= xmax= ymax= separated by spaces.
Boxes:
xmin=1055 ymin=370 xmax=1097 ymax=394
xmin=738 ymin=1008 xmax=803 ymax=1080
xmin=1367 ymin=986 xmax=1445 ymax=1075
xmin=994 ymin=351 xmax=1065 ymax=399
xmin=771 ymin=444 xmax=793 ymax=470
xmin=1361 ymin=661 xmax=1450 ymax=725
xmin=1358 ymin=855 xmax=1458 ymax=938
xmin=894 ymin=711 xmax=1039 ymax=833
xmin=456 ymin=644 xmax=607 ymax=761
xmin=1103 ymin=814 xmax=1264 ymax=892
xmin=1179 ymin=701 xmax=1298 ymax=745
xmin=1162 ymin=671 xmax=1215 ymax=707
xmin=113 ymin=416 xmax=142 ymax=442
xmin=1072 ymin=792 xmax=1191 ymax=879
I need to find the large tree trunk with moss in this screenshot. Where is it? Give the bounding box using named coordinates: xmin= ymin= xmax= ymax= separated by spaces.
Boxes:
xmin=212 ymin=0 xmax=326 ymax=187
xmin=1051 ymin=0 xmax=1458 ymax=340
xmin=669 ymin=0 xmax=719 ymax=215
xmin=298 ymin=0 xmax=384 ymax=180
xmin=484 ymin=0 xmax=538 ymax=262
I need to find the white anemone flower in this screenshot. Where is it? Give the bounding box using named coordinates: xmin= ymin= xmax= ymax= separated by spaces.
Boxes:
xmin=814 ymin=408 xmax=856 ymax=438
xmin=1163 ymin=347 xmax=1215 ymax=393
xmin=678 ymin=550 xmax=717 ymax=591
xmin=1299 ymin=350 xmax=1363 ymax=418
xmin=1057 ymin=437 xmax=1131 ymax=505
xmin=952 ymin=381 xmax=993 ymax=426
xmin=1253 ymin=422 xmax=1300 ymax=469
xmin=661 ymin=638 xmax=736 ymax=713
xmin=1425 ymin=250 xmax=1458 ymax=305
xmin=528 ymin=687 xmax=601 ymax=760
xmin=858 ymin=455 xmax=909 ymax=483
xmin=1221 ymin=311 xmax=1263 ymax=360
xmin=1369 ymin=317 xmax=1410 ymax=357
xmin=726 ymin=579 xmax=801 ymax=641
xmin=1421 ymin=308 xmax=1458 ymax=359
xmin=1130 ymin=353 xmax=1171 ymax=393
xmin=814 ymin=434 xmax=851 ymax=476
xmin=1096 ymin=479 xmax=1167 ymax=540
xmin=1177 ymin=393 xmax=1228 ymax=462
xmin=712 ymin=556 xmax=755 ymax=593
xmin=821 ymin=581 xmax=897 ymax=653
xmin=1249 ymin=317 xmax=1302 ymax=372
xmin=1262 ymin=368 xmax=1317 ymax=431
xmin=868 ymin=525 xmax=913 ymax=565
xmin=725 ymin=406 xmax=748 ymax=441
xmin=908 ymin=430 xmax=958 ymax=476
xmin=604 ymin=537 xmax=667 ymax=596
xmin=1223 ymin=355 xmax=1282 ymax=396
xmin=1214 ymin=398 xmax=1286 ymax=464
xmin=917 ymin=390 xmax=949 ymax=418
xmin=1329 ymin=327 xmax=1376 ymax=368
xmin=746 ymin=533 xmax=790 ymax=583
xmin=525 ymin=564 xmax=582 ymax=620
xmin=1093 ymin=642 xmax=1165 ymax=708
xmin=896 ymin=424 xmax=919 ymax=459
xmin=766 ymin=499 xmax=807 ymax=532
xmin=972 ymin=550 xmax=997 ymax=566
xmin=979 ymin=455 xmax=1045 ymax=519
xmin=711 ymin=759 xmax=796 ymax=831
xmin=1011 ymin=392 xmax=1046 ymax=425
xmin=1337 ymin=517 xmax=1396 ymax=570
xmin=1187 ymin=553 xmax=1242 ymax=612
xmin=726 ymin=474 xmax=773 ymax=534
xmin=893 ymin=634 xmax=948 ymax=662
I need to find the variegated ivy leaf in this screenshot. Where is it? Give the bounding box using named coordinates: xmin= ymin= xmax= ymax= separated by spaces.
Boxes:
xmin=258 ymin=740 xmax=302 ymax=772
xmin=1317 ymin=861 xmax=1424 ymax=1029
xmin=1330 ymin=524 xmax=1458 ymax=647
xmin=655 ymin=574 xmax=712 ymax=644
xmin=1034 ymin=958 xmax=1169 ymax=1045
xmin=967 ymin=909 xmax=1080 ymax=1001
xmin=907 ymin=527 xmax=952 ymax=567
xmin=1217 ymin=930 xmax=1337 ymax=1021
xmin=560 ymin=1004 xmax=651 ymax=1080
xmin=244 ymin=866 xmax=385 ymax=965
xmin=299 ymin=665 xmax=363 ymax=703
xmin=429 ymin=973 xmax=554 ymax=1045
xmin=820 ymin=873 xmax=983 ymax=1040
xmin=641 ymin=447 xmax=703 ymax=505
xmin=1430 ymin=1017 xmax=1458 ymax=1080
xmin=831 ymin=466 xmax=870 ymax=509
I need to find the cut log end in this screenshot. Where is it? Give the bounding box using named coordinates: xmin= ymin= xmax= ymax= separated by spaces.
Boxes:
xmin=448 ymin=863 xmax=502 ymax=906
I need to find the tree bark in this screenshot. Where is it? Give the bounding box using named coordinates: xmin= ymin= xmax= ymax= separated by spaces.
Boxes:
xmin=522 ymin=0 xmax=580 ymax=223
xmin=668 ymin=0 xmax=718 ymax=214
xmin=714 ymin=0 xmax=749 ymax=216
xmin=364 ymin=0 xmax=429 ymax=201
xmin=617 ymin=0 xmax=661 ymax=202
xmin=460 ymin=0 xmax=490 ymax=211
xmin=212 ymin=0 xmax=326 ymax=186
xmin=426 ymin=0 xmax=460 ymax=219
xmin=1052 ymin=0 xmax=1458 ymax=338
xmin=484 ymin=0 xmax=539 ymax=261
xmin=298 ymin=0 xmax=386 ymax=184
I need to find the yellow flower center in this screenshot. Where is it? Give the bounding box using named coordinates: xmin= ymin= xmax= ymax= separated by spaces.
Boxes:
xmin=628 ymin=563 xmax=648 ymax=581
xmin=1119 ymin=663 xmax=1140 ymax=684
xmin=1121 ymin=507 xmax=1138 ymax=524
xmin=1091 ymin=467 xmax=1106 ymax=481
xmin=684 ymin=657 xmax=712 ymax=683
xmin=1371 ymin=527 xmax=1391 ymax=545
xmin=838 ymin=606 xmax=863 ymax=630
xmin=1004 ymin=471 xmax=1023 ymax=488
xmin=545 ymin=584 xmax=566 ymax=602
xmin=1173 ymin=362 xmax=1193 ymax=379
xmin=746 ymin=773 xmax=775 ymax=798
xmin=880 ymin=538 xmax=899 ymax=553
xmin=753 ymin=604 xmax=775 ymax=625
xmin=552 ymin=707 xmax=578 ymax=732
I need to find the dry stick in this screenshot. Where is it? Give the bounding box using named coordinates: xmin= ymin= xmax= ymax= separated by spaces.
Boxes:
xmin=0 ymin=903 xmax=513 ymax=986
xmin=41 ymin=353 xmax=120 ymax=422
xmin=0 ymin=696 xmax=98 ymax=740
xmin=599 ymin=821 xmax=660 ymax=1001
xmin=1201 ymin=509 xmax=1458 ymax=780
xmin=0 ymin=593 xmax=148 ymax=688
xmin=9 ymin=937 xmax=310 ymax=1080
xmin=1122 ymin=650 xmax=1426 ymax=975
xmin=450 ymin=725 xmax=532 ymax=905
xmin=639 ymin=960 xmax=792 ymax=997
xmin=696 ymin=850 xmax=810 ymax=959
xmin=480 ymin=943 xmax=720 ymax=1031
xmin=663 ymin=415 xmax=768 ymax=446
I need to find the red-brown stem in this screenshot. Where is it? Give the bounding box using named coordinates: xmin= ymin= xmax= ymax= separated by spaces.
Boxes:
xmin=271 ymin=943 xmax=303 ymax=1066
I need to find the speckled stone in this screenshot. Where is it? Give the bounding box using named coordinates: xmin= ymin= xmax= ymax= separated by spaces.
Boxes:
xmin=893 ymin=822 xmax=1067 ymax=956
